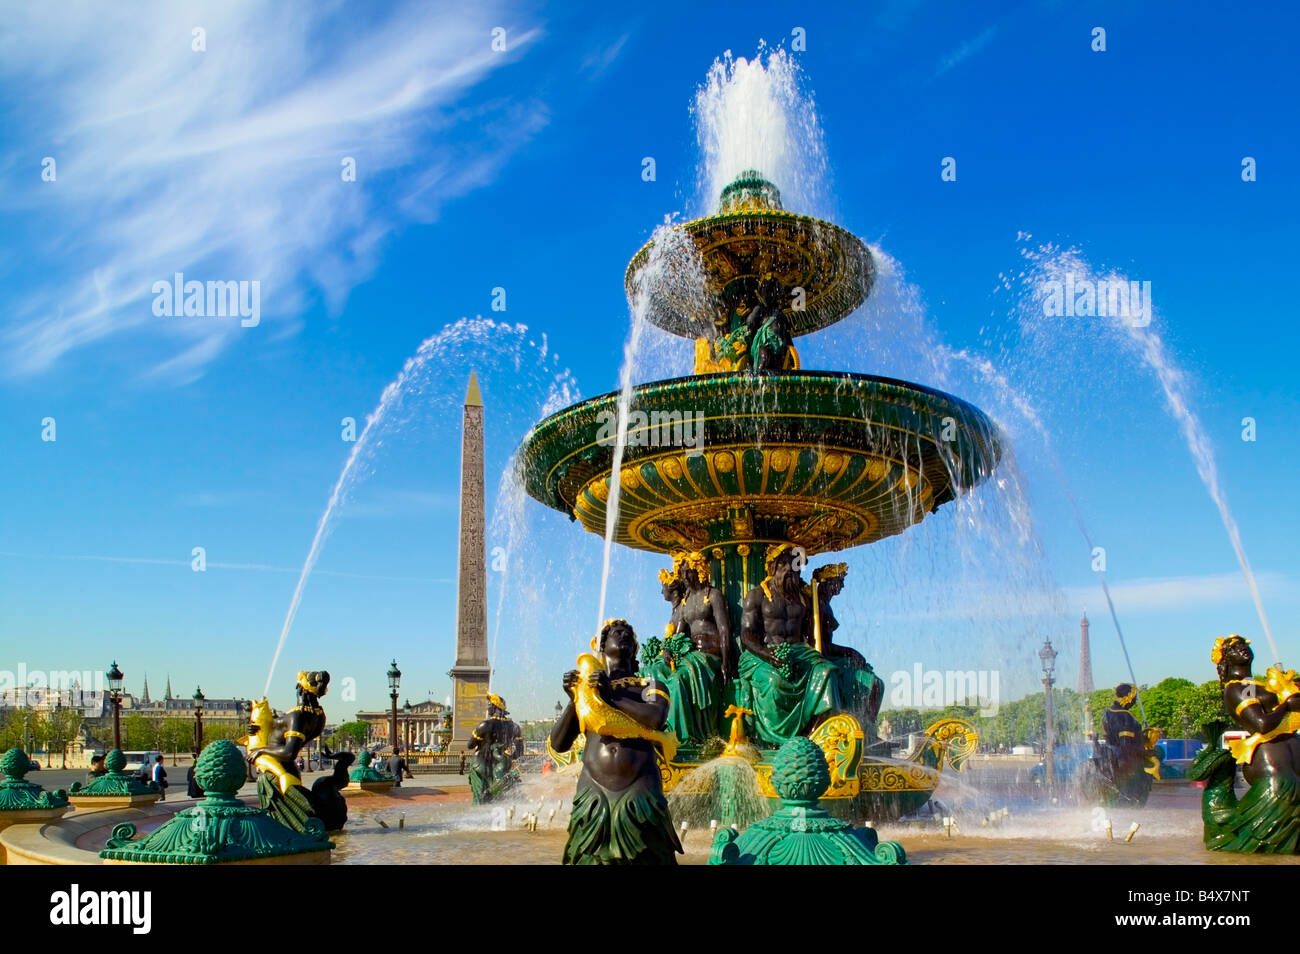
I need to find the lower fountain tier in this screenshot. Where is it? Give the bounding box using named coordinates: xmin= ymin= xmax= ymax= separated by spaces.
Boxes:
xmin=519 ymin=370 xmax=1002 ymax=554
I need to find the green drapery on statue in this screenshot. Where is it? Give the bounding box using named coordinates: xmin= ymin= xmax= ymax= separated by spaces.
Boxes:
xmin=643 ymin=651 xmax=725 ymax=745
xmin=736 ymin=645 xmax=841 ymax=746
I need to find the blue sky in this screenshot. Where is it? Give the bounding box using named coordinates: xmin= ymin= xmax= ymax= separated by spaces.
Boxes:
xmin=2 ymin=1 xmax=1297 ymax=721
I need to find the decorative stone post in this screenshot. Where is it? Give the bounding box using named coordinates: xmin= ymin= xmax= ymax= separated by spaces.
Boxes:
xmin=0 ymin=748 xmax=70 ymax=863
xmin=100 ymin=741 xmax=332 ymax=865
xmin=68 ymin=749 xmax=160 ymax=809
xmin=710 ymin=737 xmax=907 ymax=865
xmin=344 ymin=750 xmax=396 ymax=795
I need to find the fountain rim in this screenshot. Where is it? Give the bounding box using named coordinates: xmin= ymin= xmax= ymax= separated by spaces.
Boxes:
xmin=519 ymin=368 xmax=1003 ymax=513
xmin=622 ymin=209 xmax=873 ymax=339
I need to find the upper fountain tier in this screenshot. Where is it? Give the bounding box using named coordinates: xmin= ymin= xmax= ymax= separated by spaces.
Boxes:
xmin=624 ymin=171 xmax=874 ymax=339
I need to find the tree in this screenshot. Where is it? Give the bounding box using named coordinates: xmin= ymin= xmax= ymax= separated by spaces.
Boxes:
xmin=1173 ymin=681 xmax=1228 ymax=740
xmin=121 ymin=713 xmax=155 ymax=750
xmin=1140 ymin=677 xmax=1195 ymax=735
xmin=202 ymin=723 xmax=245 ymax=745
xmin=159 ymin=718 xmax=192 ymax=762
xmin=334 ymin=721 xmax=370 ymax=749
xmin=46 ymin=708 xmax=83 ymax=769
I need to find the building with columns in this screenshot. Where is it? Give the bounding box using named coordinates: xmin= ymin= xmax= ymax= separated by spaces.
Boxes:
xmin=354 ymin=699 xmax=448 ymax=752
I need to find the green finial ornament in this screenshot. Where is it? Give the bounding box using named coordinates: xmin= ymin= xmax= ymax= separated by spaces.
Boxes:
xmin=349 ymin=750 xmax=394 ymax=783
xmin=100 ymin=741 xmax=332 ymax=865
xmin=68 ymin=747 xmax=157 ymax=799
xmin=710 ymin=737 xmax=907 ymax=866
xmin=0 ymin=748 xmax=69 ymax=812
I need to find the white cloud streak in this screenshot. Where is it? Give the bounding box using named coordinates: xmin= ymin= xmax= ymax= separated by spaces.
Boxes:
xmin=0 ymin=1 xmax=546 ymax=383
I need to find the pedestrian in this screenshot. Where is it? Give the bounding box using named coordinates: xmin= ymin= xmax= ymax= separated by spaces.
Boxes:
xmin=152 ymin=754 xmax=168 ymax=800
xmin=186 ymin=752 xmax=203 ymax=798
xmin=86 ymin=754 xmax=107 ymax=783
xmin=386 ymin=750 xmax=404 ymax=787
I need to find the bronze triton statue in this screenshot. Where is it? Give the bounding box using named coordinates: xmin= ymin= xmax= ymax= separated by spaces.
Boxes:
xmin=1189 ymin=634 xmax=1300 ymax=853
xmin=467 ymin=692 xmax=524 ymax=803
xmin=642 ymin=552 xmax=730 ymax=746
xmin=736 ymin=544 xmax=841 ymax=745
xmin=550 ymin=618 xmax=682 ymax=864
xmin=243 ymin=670 xmax=348 ymax=834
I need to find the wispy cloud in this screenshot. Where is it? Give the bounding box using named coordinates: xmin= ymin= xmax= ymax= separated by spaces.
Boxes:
xmin=931 ymin=25 xmax=997 ymax=81
xmin=0 ymin=551 xmax=451 ymax=584
xmin=0 ymin=2 xmax=546 ymax=383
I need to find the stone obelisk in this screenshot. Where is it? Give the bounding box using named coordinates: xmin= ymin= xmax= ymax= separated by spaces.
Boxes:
xmin=1077 ymin=611 xmax=1094 ymax=694
xmin=448 ymin=371 xmax=491 ymax=752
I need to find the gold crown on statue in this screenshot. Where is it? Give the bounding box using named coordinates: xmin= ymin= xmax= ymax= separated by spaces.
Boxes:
xmin=658 ymin=567 xmax=679 ymax=585
xmin=683 ymin=551 xmax=710 ymax=578
xmin=1211 ymin=634 xmax=1249 ymax=665
xmin=764 ymin=542 xmax=798 ymax=572
xmin=813 ymin=563 xmax=848 ymax=582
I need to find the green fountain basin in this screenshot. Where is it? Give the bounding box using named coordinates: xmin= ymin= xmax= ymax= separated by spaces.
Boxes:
xmin=519 ymin=370 xmax=1001 ymax=556
xmin=625 ymin=172 xmax=874 ymax=339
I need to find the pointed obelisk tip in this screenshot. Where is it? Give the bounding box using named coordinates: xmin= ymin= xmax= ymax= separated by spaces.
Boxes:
xmin=464 ymin=370 xmax=483 ymax=407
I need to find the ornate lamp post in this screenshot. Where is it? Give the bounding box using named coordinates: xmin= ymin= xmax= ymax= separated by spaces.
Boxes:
xmin=387 ymin=660 xmax=401 ymax=754
xmin=1039 ymin=637 xmax=1058 ymax=788
xmin=106 ymin=661 xmax=125 ymax=750
xmin=403 ymin=701 xmax=414 ymax=754
xmin=193 ymin=686 xmax=205 ymax=753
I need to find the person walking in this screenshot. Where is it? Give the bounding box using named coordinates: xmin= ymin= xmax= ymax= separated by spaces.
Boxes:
xmin=385 ymin=749 xmax=404 ymax=788
xmin=186 ymin=752 xmax=203 ymax=798
xmin=152 ymin=754 xmax=169 ymax=800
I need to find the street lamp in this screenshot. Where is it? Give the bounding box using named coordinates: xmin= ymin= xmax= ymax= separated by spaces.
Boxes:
xmin=387 ymin=660 xmax=401 ymax=754
xmin=106 ymin=660 xmax=125 ymax=750
xmin=1039 ymin=637 xmax=1058 ymax=788
xmin=193 ymin=686 xmax=205 ymax=754
xmin=403 ymin=700 xmax=414 ymax=754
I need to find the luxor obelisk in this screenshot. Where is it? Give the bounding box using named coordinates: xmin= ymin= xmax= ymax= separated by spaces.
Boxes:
xmin=448 ymin=371 xmax=491 ymax=752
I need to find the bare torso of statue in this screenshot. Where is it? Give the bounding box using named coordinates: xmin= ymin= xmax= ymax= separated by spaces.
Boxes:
xmin=677 ymin=564 xmax=731 ymax=676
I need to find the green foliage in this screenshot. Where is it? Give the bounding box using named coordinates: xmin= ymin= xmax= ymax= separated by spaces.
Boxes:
xmin=335 ymin=721 xmax=370 ymax=747
xmin=202 ymin=723 xmax=245 ymax=745
xmin=639 ymin=636 xmax=664 ymax=666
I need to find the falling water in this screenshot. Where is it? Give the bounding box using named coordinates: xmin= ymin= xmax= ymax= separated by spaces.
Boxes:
xmin=693 ymin=44 xmax=829 ymax=218
xmin=594 ymin=311 xmax=648 ymax=632
xmin=264 ymin=317 xmax=576 ymax=697
xmin=1012 ymin=245 xmax=1278 ymax=664
xmin=941 ymin=345 xmax=1147 ymax=718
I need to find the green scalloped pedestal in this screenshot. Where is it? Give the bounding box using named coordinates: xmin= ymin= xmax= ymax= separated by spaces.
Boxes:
xmin=67 ymin=749 xmax=160 ymax=809
xmin=345 ymin=751 xmax=395 ymax=795
xmin=100 ymin=741 xmax=332 ymax=865
xmin=709 ymin=737 xmax=907 ymax=866
xmin=0 ymin=748 xmax=71 ymax=863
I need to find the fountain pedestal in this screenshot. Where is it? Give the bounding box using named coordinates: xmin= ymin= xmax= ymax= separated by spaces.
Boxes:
xmin=67 ymin=749 xmax=160 ymax=810
xmin=100 ymin=741 xmax=331 ymax=865
xmin=0 ymin=748 xmax=70 ymax=864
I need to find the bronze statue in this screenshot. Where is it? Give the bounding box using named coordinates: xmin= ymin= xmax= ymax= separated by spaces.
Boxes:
xmin=807 ymin=563 xmax=883 ymax=730
xmin=467 ymin=692 xmax=524 ymax=803
xmin=747 ymin=273 xmax=797 ymax=371
xmin=643 ymin=553 xmax=730 ymax=746
xmin=310 ymin=747 xmax=354 ymax=832
xmin=550 ymin=618 xmax=682 ymax=864
xmin=244 ymin=671 xmax=345 ymax=833
xmin=1082 ymin=683 xmax=1156 ymax=806
xmin=1189 ymin=634 xmax=1300 ymax=852
xmin=736 ymin=544 xmax=841 ymax=745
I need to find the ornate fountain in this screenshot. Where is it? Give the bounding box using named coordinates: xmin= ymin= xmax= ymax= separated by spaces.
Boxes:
xmin=520 ymin=170 xmax=998 ymax=820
